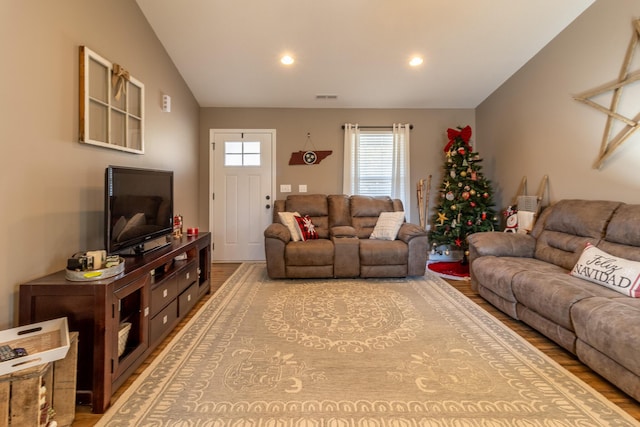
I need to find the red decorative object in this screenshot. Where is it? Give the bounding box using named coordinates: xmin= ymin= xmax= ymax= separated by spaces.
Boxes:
xmin=428 ymin=261 xmax=470 ymax=280
xmin=288 ymin=150 xmax=333 ymax=165
xmin=294 ymin=215 xmax=319 ymax=240
xmin=444 ymin=125 xmax=472 ymax=152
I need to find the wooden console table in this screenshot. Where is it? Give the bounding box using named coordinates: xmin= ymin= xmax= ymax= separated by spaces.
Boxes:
xmin=19 ymin=232 xmax=211 ymax=413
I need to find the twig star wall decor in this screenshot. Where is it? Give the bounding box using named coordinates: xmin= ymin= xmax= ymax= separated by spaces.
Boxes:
xmin=574 ymin=19 xmax=640 ymax=169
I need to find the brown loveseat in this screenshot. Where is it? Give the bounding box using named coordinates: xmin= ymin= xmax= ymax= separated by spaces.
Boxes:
xmin=467 ymin=199 xmax=640 ymax=402
xmin=264 ymin=194 xmax=428 ymax=279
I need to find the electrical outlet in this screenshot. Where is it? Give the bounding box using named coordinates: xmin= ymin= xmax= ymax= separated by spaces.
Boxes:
xmin=299 ymin=184 xmax=307 ymax=193
xmin=280 ymin=184 xmax=291 ymax=193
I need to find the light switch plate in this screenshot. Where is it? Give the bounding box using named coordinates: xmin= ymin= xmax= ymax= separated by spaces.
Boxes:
xmin=280 ymin=184 xmax=291 ymax=192
xmin=299 ymin=185 xmax=307 ymax=193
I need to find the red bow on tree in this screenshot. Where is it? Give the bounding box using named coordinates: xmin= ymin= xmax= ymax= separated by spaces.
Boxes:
xmin=444 ymin=125 xmax=472 ymax=152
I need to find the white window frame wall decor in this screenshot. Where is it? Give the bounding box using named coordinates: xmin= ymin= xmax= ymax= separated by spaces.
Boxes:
xmin=79 ymin=46 xmax=145 ymax=154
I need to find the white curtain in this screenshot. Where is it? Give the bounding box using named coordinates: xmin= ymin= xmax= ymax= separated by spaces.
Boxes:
xmin=392 ymin=123 xmax=411 ymax=214
xmin=342 ymin=123 xmax=359 ymax=195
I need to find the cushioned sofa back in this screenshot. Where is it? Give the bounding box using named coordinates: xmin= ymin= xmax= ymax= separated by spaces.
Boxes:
xmin=534 ymin=199 xmax=621 ymax=270
xmin=350 ymin=195 xmax=401 ymax=239
xmin=599 ymin=203 xmax=640 ymax=261
xmin=327 ymin=194 xmax=351 ymax=227
xmin=284 ymin=194 xmax=330 ymax=238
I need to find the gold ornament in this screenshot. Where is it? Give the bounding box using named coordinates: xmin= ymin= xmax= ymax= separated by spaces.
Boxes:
xmin=437 ymin=212 xmax=448 ymax=225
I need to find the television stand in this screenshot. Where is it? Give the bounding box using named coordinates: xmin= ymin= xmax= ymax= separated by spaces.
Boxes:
xmin=19 ymin=232 xmax=211 ymax=413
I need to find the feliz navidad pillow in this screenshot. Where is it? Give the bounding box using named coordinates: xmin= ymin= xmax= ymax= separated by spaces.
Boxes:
xmin=570 ymin=243 xmax=640 ymax=298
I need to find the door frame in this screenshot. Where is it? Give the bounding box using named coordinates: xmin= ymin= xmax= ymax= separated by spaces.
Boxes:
xmin=208 ymin=129 xmax=277 ymax=261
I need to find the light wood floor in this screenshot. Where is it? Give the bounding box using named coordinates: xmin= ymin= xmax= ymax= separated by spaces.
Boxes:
xmin=72 ymin=264 xmax=640 ymax=425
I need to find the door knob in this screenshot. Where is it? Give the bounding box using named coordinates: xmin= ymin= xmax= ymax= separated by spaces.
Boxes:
xmin=266 ymin=204 xmax=271 ymax=209
xmin=266 ymin=195 xmax=271 ymax=200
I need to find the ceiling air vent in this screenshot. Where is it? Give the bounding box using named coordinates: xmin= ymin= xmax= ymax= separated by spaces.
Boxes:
xmin=315 ymin=94 xmax=338 ymax=100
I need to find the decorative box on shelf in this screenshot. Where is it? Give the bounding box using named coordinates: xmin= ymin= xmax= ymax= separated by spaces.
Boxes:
xmin=0 ymin=318 xmax=70 ymax=376
xmin=0 ymin=331 xmax=78 ymax=427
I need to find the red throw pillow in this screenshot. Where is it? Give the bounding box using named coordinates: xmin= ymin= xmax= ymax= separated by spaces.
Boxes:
xmin=294 ymin=215 xmax=318 ymax=241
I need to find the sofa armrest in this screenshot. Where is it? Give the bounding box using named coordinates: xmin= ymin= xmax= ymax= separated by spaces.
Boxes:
xmin=397 ymin=223 xmax=427 ymax=244
xmin=467 ymin=232 xmax=536 ymax=259
xmin=264 ymin=223 xmax=290 ymax=243
xmin=331 ymin=225 xmax=357 ymax=238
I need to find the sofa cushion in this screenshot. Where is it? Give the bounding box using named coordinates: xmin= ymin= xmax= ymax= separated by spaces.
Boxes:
xmin=285 ymin=194 xmax=329 ymax=238
xmin=572 ymin=296 xmax=640 ymax=376
xmin=534 ymin=231 xmax=598 ymax=271
xmin=542 ymin=199 xmax=621 ymax=238
xmin=603 ymin=203 xmax=640 ymax=246
xmin=285 ymin=239 xmax=334 ymax=266
xmin=370 ymin=211 xmax=405 ymax=240
xmin=571 ymin=243 xmax=640 ymax=297
xmin=471 ymin=256 xmax=566 ymax=304
xmin=359 ymin=239 xmax=407 ymax=265
xmin=512 ymin=271 xmax=613 ymax=331
xmin=533 ymin=200 xmax=621 ymax=270
xmin=599 ymin=203 xmax=640 ymax=262
xmin=350 ymin=195 xmax=396 ymax=238
xmin=327 ymin=194 xmax=351 ymax=227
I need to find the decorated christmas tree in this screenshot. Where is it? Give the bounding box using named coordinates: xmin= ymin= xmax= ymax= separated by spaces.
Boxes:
xmin=429 ymin=125 xmax=498 ymax=259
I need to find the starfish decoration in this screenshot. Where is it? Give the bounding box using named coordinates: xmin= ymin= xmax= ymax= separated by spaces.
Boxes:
xmin=455 ymin=238 xmax=463 ymax=247
xmin=574 ymin=19 xmax=640 ymax=169
xmin=437 ymin=212 xmax=448 ymax=225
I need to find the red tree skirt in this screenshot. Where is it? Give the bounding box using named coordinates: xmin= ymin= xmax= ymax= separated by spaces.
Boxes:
xmin=427 ymin=261 xmax=470 ymax=280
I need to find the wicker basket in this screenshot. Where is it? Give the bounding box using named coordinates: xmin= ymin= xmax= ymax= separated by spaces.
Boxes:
xmin=118 ymin=322 xmax=132 ymax=357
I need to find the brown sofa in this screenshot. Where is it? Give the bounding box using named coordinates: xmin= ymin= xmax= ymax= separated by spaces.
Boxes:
xmin=467 ymin=199 xmax=640 ymax=402
xmin=264 ymin=194 xmax=428 ymax=279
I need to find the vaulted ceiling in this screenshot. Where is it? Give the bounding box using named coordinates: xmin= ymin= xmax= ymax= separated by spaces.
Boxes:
xmin=136 ymin=0 xmax=595 ymax=109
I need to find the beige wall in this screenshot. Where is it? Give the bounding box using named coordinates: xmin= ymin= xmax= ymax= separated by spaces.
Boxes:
xmin=477 ymin=0 xmax=640 ymax=210
xmin=6 ymin=0 xmax=636 ymax=330
xmin=0 ymin=1 xmax=200 ymax=328
xmin=199 ymin=108 xmax=475 ymax=226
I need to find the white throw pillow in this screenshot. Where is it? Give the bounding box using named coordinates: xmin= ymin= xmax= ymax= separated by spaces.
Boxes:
xmin=278 ymin=211 xmax=303 ymax=241
xmin=571 ymin=243 xmax=640 ymax=298
xmin=370 ymin=211 xmax=405 ymax=241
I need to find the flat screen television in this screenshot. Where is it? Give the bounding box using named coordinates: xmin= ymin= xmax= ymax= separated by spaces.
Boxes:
xmin=105 ymin=166 xmax=174 ymax=255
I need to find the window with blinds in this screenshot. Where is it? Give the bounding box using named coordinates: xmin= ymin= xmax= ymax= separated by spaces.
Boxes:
xmin=355 ymin=131 xmax=394 ymax=196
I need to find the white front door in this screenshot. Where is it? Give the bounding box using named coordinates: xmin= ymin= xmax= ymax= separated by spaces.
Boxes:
xmin=210 ymin=130 xmax=275 ymax=261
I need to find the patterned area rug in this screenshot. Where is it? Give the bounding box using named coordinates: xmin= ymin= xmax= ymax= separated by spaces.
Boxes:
xmin=96 ymin=263 xmax=639 ymax=426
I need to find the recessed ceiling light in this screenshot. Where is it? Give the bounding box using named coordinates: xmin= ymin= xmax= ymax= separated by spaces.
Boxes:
xmin=281 ymin=55 xmax=295 ymax=65
xmin=409 ymin=56 xmax=424 ymax=67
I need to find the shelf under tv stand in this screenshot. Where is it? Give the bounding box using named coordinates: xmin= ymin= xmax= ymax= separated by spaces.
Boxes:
xmin=18 ymin=232 xmax=211 ymax=414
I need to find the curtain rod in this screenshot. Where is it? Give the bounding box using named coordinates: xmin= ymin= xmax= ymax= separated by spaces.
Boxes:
xmin=341 ymin=124 xmax=413 ymax=130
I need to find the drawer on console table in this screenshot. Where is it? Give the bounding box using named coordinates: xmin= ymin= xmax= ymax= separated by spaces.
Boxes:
xmin=178 ymin=260 xmax=198 ymax=293
xmin=179 ymin=282 xmax=198 ymax=317
xmin=150 ymin=275 xmax=178 ymax=317
xmin=150 ymin=299 xmax=178 ymax=345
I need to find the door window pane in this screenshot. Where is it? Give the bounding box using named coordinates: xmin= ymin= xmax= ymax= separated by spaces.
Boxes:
xmin=224 ymin=141 xmax=261 ymax=166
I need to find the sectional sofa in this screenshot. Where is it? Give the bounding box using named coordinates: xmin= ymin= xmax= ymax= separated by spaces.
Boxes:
xmin=467 ymin=199 xmax=640 ymax=402
xmin=264 ymin=194 xmax=428 ymax=279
